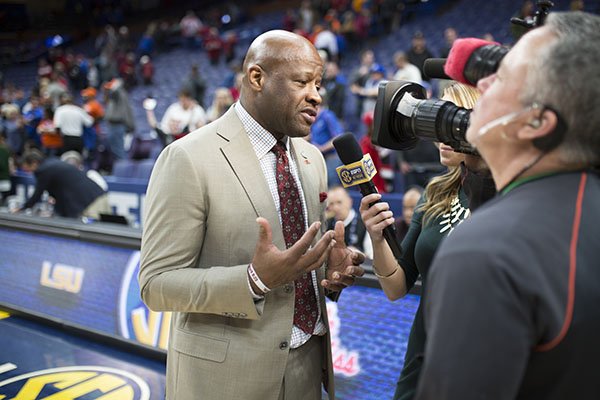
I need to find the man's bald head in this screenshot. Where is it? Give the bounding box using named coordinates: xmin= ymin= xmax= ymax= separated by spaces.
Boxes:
xmin=242 ymin=30 xmax=318 ymax=74
xmin=239 ymin=29 xmax=324 ymax=139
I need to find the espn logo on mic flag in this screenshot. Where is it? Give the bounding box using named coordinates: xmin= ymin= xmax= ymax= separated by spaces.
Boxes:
xmin=336 ymin=153 xmax=377 ymax=188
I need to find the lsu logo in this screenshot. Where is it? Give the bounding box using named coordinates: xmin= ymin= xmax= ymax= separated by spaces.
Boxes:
xmin=40 ymin=261 xmax=85 ymax=294
xmin=119 ymin=251 xmax=171 ymax=349
xmin=0 ymin=366 xmax=150 ymax=399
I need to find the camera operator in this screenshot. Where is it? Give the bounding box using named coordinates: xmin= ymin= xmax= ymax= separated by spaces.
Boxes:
xmin=415 ymin=11 xmax=600 ymax=399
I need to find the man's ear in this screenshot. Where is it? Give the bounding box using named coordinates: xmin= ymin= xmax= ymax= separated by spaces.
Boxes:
xmin=247 ymin=65 xmax=264 ymax=92
xmin=518 ymin=109 xmax=558 ymax=143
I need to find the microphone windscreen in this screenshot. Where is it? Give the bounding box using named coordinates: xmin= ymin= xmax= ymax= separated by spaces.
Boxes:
xmin=423 ymin=58 xmax=450 ymax=80
xmin=444 ymin=38 xmax=497 ymax=84
xmin=333 ymin=133 xmax=363 ymax=165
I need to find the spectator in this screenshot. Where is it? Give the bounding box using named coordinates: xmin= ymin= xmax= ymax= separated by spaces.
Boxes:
xmin=183 ymin=64 xmax=207 ymax=108
xmin=392 ymin=51 xmax=422 ymax=84
xmin=1 ymin=103 xmax=26 ymax=156
xmin=207 ymin=87 xmax=234 ymax=122
xmin=204 ymin=28 xmax=224 ymax=66
xmin=180 ymin=10 xmax=203 ymax=48
xmin=440 ymin=27 xmax=458 ymax=58
xmin=37 ymin=107 xmax=62 ymax=156
xmin=407 ymin=31 xmax=435 ymax=81
xmin=323 ymin=61 xmax=347 ymax=120
xmin=61 ymin=150 xmax=108 ymax=191
xmin=326 ymin=186 xmax=373 ymax=259
xmin=17 ymin=149 xmax=110 ymax=219
xmin=139 ymin=55 xmax=154 ymax=85
xmin=53 ymin=93 xmax=94 ymax=154
xmin=104 ymin=78 xmax=134 ymax=160
xmin=351 ymin=63 xmax=387 ymax=117
xmin=394 ymin=186 xmax=423 ymax=243
xmin=309 ymin=95 xmax=344 ymax=187
xmin=0 ymin=133 xmax=11 ymax=206
xmin=313 ymin=23 xmax=339 ymax=62
xmin=146 ymin=88 xmax=207 ymax=145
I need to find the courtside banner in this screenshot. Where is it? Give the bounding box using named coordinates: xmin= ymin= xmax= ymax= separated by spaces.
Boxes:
xmin=0 ymin=225 xmax=418 ymax=399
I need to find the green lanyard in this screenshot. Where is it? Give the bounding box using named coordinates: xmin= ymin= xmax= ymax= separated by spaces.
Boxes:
xmin=500 ymin=171 xmax=560 ymax=195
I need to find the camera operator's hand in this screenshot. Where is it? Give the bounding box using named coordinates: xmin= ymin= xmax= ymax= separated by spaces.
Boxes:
xmin=359 ymin=193 xmax=395 ymax=244
xmin=249 ymin=217 xmax=334 ymax=294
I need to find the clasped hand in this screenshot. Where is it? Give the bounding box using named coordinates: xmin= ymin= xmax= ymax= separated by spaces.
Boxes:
xmin=251 ymin=218 xmax=364 ymax=293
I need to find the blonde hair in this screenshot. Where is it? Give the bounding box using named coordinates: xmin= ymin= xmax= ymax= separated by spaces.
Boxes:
xmin=419 ymin=83 xmax=480 ymax=224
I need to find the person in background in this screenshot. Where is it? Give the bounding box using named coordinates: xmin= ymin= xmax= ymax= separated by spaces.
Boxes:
xmin=416 ymin=12 xmax=600 ymax=399
xmin=0 ymin=133 xmax=12 ymax=206
xmin=351 ymin=63 xmax=387 ymax=117
xmin=53 ymin=93 xmax=94 ymax=155
xmin=81 ymin=87 xmax=105 ymax=159
xmin=326 ymin=186 xmax=373 ymax=259
xmin=183 ymin=64 xmax=207 ymax=108
xmin=359 ymin=83 xmax=490 ymax=400
xmin=392 ymin=51 xmax=422 ymax=84
xmin=139 ymin=30 xmax=364 ymax=400
xmin=139 ymin=55 xmax=154 ymax=85
xmin=322 ymin=61 xmax=347 ymax=120
xmin=1 ymin=103 xmax=25 ymax=156
xmin=309 ymin=94 xmax=344 ymax=187
xmin=406 ymin=31 xmax=435 ymax=82
xmin=16 ymin=149 xmax=110 ymax=219
xmin=104 ymin=78 xmax=134 ymax=160
xmin=37 ymin=107 xmax=62 ymax=156
xmin=206 ymin=87 xmax=234 ymax=122
xmin=394 ymin=186 xmax=423 ymax=243
xmin=61 ymin=150 xmax=108 ymax=192
xmin=146 ymin=88 xmax=207 ymax=144
xmin=359 ymin=110 xmax=386 ymax=193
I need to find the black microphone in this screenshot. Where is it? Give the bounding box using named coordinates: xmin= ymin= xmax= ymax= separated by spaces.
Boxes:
xmin=332 ymin=133 xmax=403 ymax=259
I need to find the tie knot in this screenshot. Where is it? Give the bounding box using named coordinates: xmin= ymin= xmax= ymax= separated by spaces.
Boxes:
xmin=271 ymin=141 xmax=287 ymax=157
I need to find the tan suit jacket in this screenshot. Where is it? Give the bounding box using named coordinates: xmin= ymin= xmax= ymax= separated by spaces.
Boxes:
xmin=139 ymin=106 xmax=335 ymax=400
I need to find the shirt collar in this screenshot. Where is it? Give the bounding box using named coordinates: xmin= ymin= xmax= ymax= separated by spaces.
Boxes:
xmin=342 ymin=208 xmax=356 ymax=226
xmin=235 ymin=102 xmax=289 ymax=159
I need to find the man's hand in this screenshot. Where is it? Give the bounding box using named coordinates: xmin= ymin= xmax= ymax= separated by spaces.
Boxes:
xmin=251 ymin=217 xmax=335 ymax=292
xmin=322 ymin=220 xmax=365 ymax=292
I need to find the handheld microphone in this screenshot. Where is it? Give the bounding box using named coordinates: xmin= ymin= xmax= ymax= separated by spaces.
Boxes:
xmin=332 ymin=133 xmax=403 ymax=259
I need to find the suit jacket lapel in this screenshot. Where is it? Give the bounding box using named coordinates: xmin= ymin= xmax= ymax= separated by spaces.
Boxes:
xmin=217 ymin=108 xmax=282 ymax=246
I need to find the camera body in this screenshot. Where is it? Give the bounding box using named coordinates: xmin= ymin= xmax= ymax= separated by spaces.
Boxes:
xmin=372 ymin=80 xmax=476 ymax=154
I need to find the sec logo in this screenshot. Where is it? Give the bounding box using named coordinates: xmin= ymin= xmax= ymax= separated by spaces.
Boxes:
xmin=119 ymin=251 xmax=171 ymax=349
xmin=0 ymin=365 xmax=150 ymax=399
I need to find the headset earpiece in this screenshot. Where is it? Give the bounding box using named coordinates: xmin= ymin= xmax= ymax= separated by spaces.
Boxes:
xmin=529 ymin=118 xmax=542 ymax=129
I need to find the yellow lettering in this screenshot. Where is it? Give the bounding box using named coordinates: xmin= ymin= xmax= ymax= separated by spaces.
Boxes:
xmin=39 ymin=263 xmax=84 ymax=294
xmin=95 ymin=385 xmax=134 ymax=400
xmin=158 ymin=312 xmax=172 ymax=350
xmin=10 ymin=372 xmax=96 ymax=400
xmin=131 ymin=308 xmax=160 ymax=346
xmin=42 ymin=373 xmax=125 ymax=400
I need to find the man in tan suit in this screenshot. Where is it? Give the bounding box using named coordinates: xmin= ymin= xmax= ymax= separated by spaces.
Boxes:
xmin=139 ymin=30 xmax=365 ymax=400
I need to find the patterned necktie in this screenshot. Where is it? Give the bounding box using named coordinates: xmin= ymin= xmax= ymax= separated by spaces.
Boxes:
xmin=271 ymin=140 xmax=318 ymax=334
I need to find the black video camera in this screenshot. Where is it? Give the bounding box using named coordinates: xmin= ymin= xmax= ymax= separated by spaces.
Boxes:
xmin=372 ymin=80 xmax=475 ymax=154
xmin=371 ymin=0 xmax=555 ymax=155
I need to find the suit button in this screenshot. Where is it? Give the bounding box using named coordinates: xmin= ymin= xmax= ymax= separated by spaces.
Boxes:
xmin=284 ymin=284 xmax=293 ymax=293
xmin=279 ymin=341 xmax=288 ymax=350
